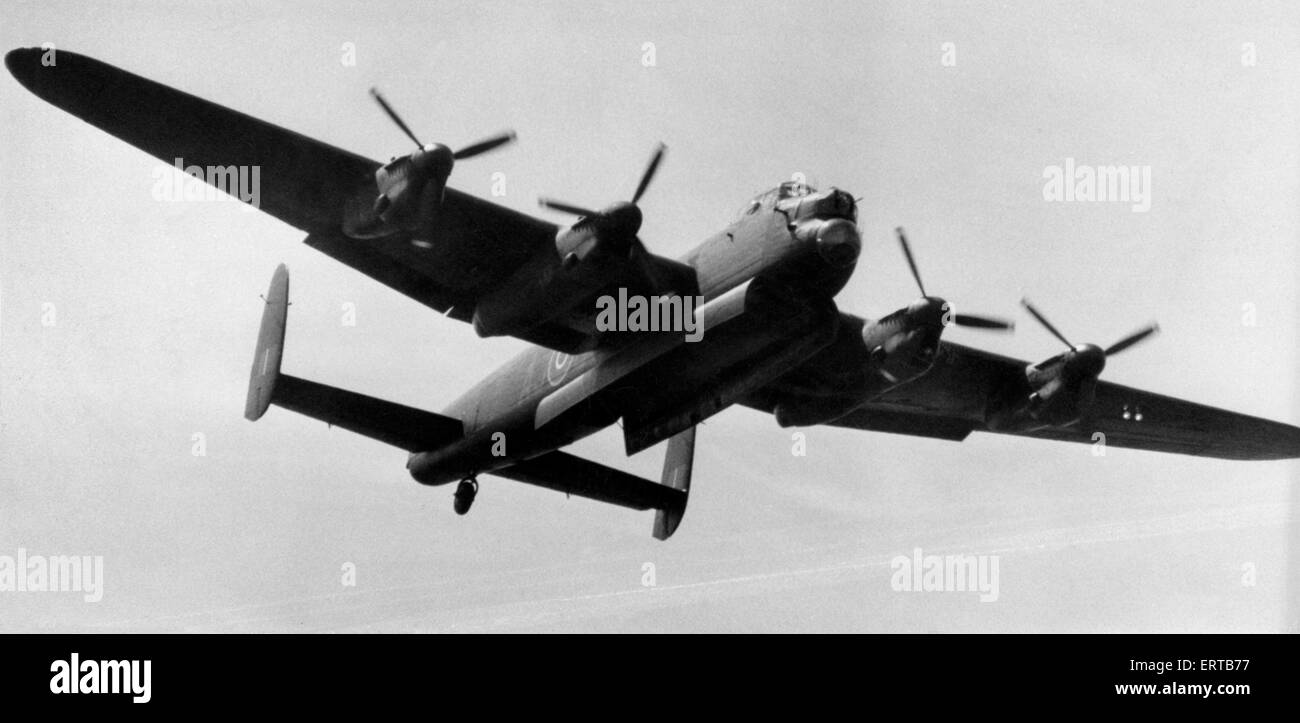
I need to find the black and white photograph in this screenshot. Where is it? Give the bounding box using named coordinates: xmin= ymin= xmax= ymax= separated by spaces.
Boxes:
xmin=0 ymin=0 xmax=1295 ymax=699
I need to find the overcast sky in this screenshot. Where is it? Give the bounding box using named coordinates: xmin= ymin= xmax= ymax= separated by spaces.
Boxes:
xmin=2 ymin=0 xmax=1297 ymax=631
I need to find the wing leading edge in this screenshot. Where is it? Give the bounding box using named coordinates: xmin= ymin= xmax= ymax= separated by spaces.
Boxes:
xmin=4 ymin=47 xmax=636 ymax=352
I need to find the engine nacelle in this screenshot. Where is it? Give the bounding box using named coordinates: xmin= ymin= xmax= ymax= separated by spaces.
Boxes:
xmin=986 ymin=353 xmax=1102 ymax=432
xmin=473 ymin=232 xmax=648 ymax=340
xmin=859 ymin=300 xmax=947 ymax=384
xmin=343 ymin=144 xmax=455 ymax=241
xmin=771 ymin=395 xmax=864 ymax=427
xmin=376 ymin=144 xmax=454 ymax=228
xmin=553 ymin=203 xmax=641 ymax=265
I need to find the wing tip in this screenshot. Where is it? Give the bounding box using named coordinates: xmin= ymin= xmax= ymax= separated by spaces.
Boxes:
xmin=6 ymin=47 xmax=42 ymax=87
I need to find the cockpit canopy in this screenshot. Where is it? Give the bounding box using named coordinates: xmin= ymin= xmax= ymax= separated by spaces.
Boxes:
xmin=759 ymin=180 xmax=818 ymax=204
xmin=737 ymin=181 xmax=856 ymax=223
xmin=739 ymin=181 xmax=818 ymax=218
xmin=776 ymin=180 xmax=816 ymax=200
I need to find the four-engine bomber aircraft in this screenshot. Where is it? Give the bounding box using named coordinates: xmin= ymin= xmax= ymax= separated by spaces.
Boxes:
xmin=10 ymin=48 xmax=1300 ymax=540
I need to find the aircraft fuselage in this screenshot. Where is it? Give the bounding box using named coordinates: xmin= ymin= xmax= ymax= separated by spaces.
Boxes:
xmin=407 ymin=184 xmax=859 ymax=485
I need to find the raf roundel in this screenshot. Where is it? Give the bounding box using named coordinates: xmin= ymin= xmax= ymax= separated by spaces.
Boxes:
xmin=546 ymin=351 xmax=572 ymax=387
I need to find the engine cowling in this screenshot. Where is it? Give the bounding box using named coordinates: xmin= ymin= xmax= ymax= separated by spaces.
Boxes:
xmin=553 ymin=203 xmax=641 ymax=265
xmin=472 ymin=221 xmax=656 ymax=339
xmin=859 ymin=297 xmax=950 ymax=384
xmin=986 ymin=345 xmax=1106 ymax=431
xmin=374 ymin=144 xmax=454 ymax=229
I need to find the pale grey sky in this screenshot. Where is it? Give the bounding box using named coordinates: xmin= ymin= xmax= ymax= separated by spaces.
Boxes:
xmin=1 ymin=0 xmax=1297 ymax=631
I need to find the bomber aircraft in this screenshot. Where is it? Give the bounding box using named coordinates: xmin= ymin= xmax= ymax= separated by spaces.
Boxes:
xmin=9 ymin=48 xmax=1300 ymax=539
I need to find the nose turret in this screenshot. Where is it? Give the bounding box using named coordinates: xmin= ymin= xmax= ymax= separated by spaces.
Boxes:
xmin=815 ymin=217 xmax=861 ymax=267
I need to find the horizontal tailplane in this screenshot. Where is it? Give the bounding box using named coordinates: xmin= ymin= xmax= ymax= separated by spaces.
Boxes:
xmin=244 ymin=264 xmax=462 ymax=451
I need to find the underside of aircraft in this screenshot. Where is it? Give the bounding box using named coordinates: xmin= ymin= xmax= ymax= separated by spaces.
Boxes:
xmin=9 ymin=47 xmax=1300 ymax=540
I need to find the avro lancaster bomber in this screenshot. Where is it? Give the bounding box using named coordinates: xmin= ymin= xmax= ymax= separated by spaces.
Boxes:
xmin=9 ymin=47 xmax=1299 ymax=540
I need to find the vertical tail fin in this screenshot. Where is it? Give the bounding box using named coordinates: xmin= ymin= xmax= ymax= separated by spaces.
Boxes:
xmin=653 ymin=425 xmax=696 ymax=540
xmin=245 ymin=264 xmax=290 ymax=421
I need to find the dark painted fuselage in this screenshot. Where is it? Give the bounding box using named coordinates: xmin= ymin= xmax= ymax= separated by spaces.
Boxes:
xmin=407 ymin=184 xmax=859 ymax=485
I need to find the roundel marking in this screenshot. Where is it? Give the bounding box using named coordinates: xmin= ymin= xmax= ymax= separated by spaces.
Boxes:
xmin=546 ymin=351 xmax=572 ymax=387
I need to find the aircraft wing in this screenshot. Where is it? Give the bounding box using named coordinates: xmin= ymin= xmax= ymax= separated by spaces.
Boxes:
xmin=6 ymin=47 xmax=390 ymax=235
xmin=979 ymin=376 xmax=1300 ymax=459
xmin=759 ymin=319 xmax=1300 ymax=460
xmin=5 ymin=47 xmax=655 ymax=353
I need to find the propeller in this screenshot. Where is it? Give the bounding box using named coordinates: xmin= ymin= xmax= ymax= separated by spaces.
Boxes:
xmin=894 ymin=228 xmax=1015 ymax=331
xmin=1020 ymin=298 xmax=1159 ymax=368
xmin=370 ymin=87 xmax=516 ymax=160
xmin=538 ymin=143 xmax=666 ymax=225
xmin=896 ymin=226 xmax=928 ymax=297
xmin=537 ymin=143 xmax=668 ymax=282
xmin=370 ymin=88 xmax=423 ymax=149
xmin=631 ymin=143 xmax=665 ymax=205
xmin=366 ymin=87 xmax=516 ymax=236
xmin=1018 ymin=298 xmax=1160 ymax=423
xmin=452 ymin=130 xmax=518 ymax=161
xmin=538 ymin=199 xmax=600 ymax=218
xmin=1019 ymin=297 xmax=1075 ymax=348
xmin=1103 ymin=325 xmax=1160 ymax=356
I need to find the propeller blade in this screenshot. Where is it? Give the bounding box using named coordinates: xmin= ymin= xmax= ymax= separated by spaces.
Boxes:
xmin=1020 ymin=298 xmax=1073 ymax=349
xmin=369 ymin=88 xmax=423 ymax=149
xmin=538 ymin=198 xmax=600 ymax=217
xmin=631 ymin=143 xmax=667 ymax=204
xmin=894 ymin=227 xmax=926 ymax=298
xmin=1104 ymin=323 xmax=1159 ymax=356
xmin=953 ymin=313 xmax=1015 ymax=331
xmin=454 ymin=130 xmax=518 ymax=160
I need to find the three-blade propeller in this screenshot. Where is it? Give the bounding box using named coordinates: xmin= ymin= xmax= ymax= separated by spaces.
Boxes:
xmin=895 ymin=227 xmax=1015 ymax=331
xmin=370 ymin=87 xmax=516 ymax=160
xmin=1021 ymin=297 xmax=1159 ymax=367
xmin=537 ymin=144 xmax=668 ymax=287
xmin=538 ymin=143 xmax=667 ymax=225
